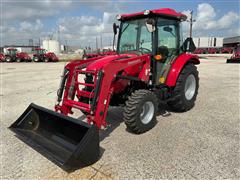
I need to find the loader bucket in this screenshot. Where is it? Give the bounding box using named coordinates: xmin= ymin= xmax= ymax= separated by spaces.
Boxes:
xmin=9 ymin=103 xmax=99 ymax=170
xmin=226 ymin=59 xmax=240 ymax=63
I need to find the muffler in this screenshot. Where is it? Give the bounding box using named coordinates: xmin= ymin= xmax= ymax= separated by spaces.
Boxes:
xmin=9 ymin=103 xmax=99 ymax=170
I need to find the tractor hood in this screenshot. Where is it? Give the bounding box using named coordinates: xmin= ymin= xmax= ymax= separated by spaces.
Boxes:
xmin=17 ymin=52 xmax=31 ymax=59
xmin=86 ymin=54 xmax=138 ymax=71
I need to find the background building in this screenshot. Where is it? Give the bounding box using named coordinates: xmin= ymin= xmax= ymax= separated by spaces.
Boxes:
xmin=3 ymin=45 xmax=39 ymax=54
xmin=42 ymin=39 xmax=61 ymax=55
xmin=193 ymin=37 xmax=223 ymax=48
xmin=223 ymin=36 xmax=240 ymax=47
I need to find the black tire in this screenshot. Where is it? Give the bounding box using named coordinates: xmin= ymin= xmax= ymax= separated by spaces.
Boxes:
xmin=33 ymin=57 xmax=39 ymax=62
xmin=123 ymin=89 xmax=158 ymax=134
xmin=44 ymin=58 xmax=49 ymax=62
xmin=16 ymin=58 xmax=21 ymax=63
xmin=167 ymin=63 xmax=199 ymax=112
xmin=5 ymin=57 xmax=11 ymax=62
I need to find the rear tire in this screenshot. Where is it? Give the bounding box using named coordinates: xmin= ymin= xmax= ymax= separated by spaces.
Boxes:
xmin=167 ymin=63 xmax=199 ymax=112
xmin=123 ymin=89 xmax=158 ymax=134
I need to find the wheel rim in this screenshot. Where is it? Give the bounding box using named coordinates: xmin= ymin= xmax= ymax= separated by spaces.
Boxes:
xmin=140 ymin=101 xmax=154 ymax=124
xmin=34 ymin=57 xmax=38 ymax=62
xmin=184 ymin=74 xmax=196 ymax=100
xmin=6 ymin=58 xmax=11 ymax=62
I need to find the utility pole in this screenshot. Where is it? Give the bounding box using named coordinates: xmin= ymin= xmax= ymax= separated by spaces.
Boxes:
xmin=96 ymin=37 xmax=98 ymax=50
xmin=187 ymin=10 xmax=196 ymax=38
xmin=100 ymin=35 xmax=103 ymax=50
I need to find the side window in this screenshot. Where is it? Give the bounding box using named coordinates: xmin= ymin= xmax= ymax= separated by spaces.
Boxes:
xmin=119 ymin=23 xmax=138 ymax=52
xmin=157 ymin=19 xmax=178 ymax=50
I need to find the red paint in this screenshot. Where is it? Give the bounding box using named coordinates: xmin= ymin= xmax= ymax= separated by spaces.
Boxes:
xmin=0 ymin=53 xmax=5 ymax=62
xmin=84 ymin=50 xmax=116 ymax=59
xmin=207 ymin=48 xmax=217 ymax=54
xmin=165 ymin=53 xmax=200 ymax=87
xmin=221 ymin=47 xmax=233 ymax=54
xmin=194 ymin=48 xmax=206 ymax=54
xmin=55 ymin=54 xmax=151 ymax=128
xmin=120 ymin=8 xmax=187 ymax=20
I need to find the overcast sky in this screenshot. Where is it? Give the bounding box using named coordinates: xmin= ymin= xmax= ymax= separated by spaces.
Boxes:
xmin=1 ymin=0 xmax=239 ymax=48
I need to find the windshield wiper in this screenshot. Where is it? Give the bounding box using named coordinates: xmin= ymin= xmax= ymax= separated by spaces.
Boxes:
xmin=121 ymin=24 xmax=130 ymax=34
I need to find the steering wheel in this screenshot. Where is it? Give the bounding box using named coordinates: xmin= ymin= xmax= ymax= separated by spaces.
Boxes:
xmin=139 ymin=47 xmax=152 ymax=54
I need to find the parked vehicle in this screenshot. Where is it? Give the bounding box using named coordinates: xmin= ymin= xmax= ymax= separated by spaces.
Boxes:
xmin=33 ymin=48 xmax=59 ymax=62
xmin=221 ymin=47 xmax=233 ymax=54
xmin=194 ymin=48 xmax=206 ymax=54
xmin=10 ymin=8 xmax=200 ymax=169
xmin=226 ymin=45 xmax=240 ymax=63
xmin=207 ymin=48 xmax=217 ymax=54
xmin=5 ymin=48 xmax=32 ymax=62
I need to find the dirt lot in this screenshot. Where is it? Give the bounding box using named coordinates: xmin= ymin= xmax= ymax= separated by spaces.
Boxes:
xmin=1 ymin=56 xmax=239 ymax=179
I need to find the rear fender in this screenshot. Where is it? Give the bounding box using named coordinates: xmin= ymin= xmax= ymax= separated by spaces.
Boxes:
xmin=165 ymin=53 xmax=200 ymax=87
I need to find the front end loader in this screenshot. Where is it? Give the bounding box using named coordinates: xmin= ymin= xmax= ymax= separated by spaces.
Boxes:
xmin=10 ymin=8 xmax=200 ymax=169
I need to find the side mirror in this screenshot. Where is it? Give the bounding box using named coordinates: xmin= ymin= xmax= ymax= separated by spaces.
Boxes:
xmin=113 ymin=23 xmax=119 ymax=35
xmin=182 ymin=37 xmax=196 ymax=53
xmin=145 ymin=18 xmax=156 ymax=33
xmin=163 ymin=26 xmax=172 ymax=33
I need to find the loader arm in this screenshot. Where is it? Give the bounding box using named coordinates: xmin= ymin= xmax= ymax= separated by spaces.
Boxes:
xmin=56 ymin=54 xmax=151 ymax=128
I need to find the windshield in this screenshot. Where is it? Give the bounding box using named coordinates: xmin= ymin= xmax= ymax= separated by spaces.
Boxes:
xmin=36 ymin=49 xmax=46 ymax=54
xmin=118 ymin=18 xmax=152 ymax=54
xmin=7 ymin=49 xmax=17 ymax=55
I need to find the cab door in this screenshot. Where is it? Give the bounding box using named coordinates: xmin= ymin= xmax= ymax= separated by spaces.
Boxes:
xmin=155 ymin=18 xmax=180 ymax=85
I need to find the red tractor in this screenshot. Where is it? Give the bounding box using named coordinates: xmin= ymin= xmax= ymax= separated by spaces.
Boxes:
xmin=207 ymin=48 xmax=217 ymax=54
xmin=226 ymin=45 xmax=240 ymax=63
xmin=5 ymin=48 xmax=32 ymax=62
xmin=33 ymin=48 xmax=59 ymax=62
xmin=194 ymin=48 xmax=206 ymax=54
xmin=221 ymin=47 xmax=233 ymax=54
xmin=0 ymin=53 xmax=5 ymax=62
xmin=10 ymin=8 xmax=200 ymax=169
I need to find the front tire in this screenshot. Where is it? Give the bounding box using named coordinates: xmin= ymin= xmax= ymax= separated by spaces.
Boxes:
xmin=44 ymin=58 xmax=49 ymax=62
xmin=5 ymin=57 xmax=11 ymax=62
xmin=167 ymin=63 xmax=199 ymax=112
xmin=123 ymin=89 xmax=158 ymax=134
xmin=16 ymin=58 xmax=21 ymax=63
xmin=33 ymin=57 xmax=39 ymax=62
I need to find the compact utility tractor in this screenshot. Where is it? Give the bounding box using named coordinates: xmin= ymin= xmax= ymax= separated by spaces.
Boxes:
xmin=226 ymin=45 xmax=240 ymax=63
xmin=5 ymin=48 xmax=32 ymax=62
xmin=33 ymin=48 xmax=59 ymax=62
xmin=10 ymin=8 xmax=200 ymax=169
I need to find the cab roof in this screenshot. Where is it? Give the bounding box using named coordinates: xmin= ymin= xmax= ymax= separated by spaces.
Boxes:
xmin=119 ymin=8 xmax=187 ymax=21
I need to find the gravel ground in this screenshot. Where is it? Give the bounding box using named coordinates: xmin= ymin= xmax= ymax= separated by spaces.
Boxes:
xmin=0 ymin=56 xmax=239 ymax=179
